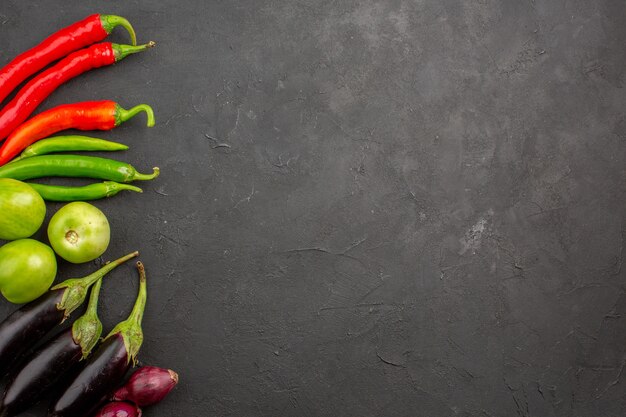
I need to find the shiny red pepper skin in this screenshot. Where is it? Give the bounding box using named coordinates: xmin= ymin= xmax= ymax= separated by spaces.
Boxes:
xmin=0 ymin=43 xmax=115 ymax=140
xmin=0 ymin=41 xmax=154 ymax=141
xmin=0 ymin=14 xmax=135 ymax=105
xmin=0 ymin=101 xmax=155 ymax=166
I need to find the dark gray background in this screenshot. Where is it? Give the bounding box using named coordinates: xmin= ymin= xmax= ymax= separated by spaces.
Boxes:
xmin=0 ymin=0 xmax=625 ymax=416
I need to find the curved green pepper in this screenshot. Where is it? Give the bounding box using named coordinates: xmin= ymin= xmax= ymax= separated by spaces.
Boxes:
xmin=0 ymin=155 xmax=159 ymax=183
xmin=28 ymin=181 xmax=143 ymax=202
xmin=12 ymin=136 xmax=128 ymax=162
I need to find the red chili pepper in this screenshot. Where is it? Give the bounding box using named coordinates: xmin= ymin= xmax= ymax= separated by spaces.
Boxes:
xmin=0 ymin=41 xmax=155 ymax=141
xmin=0 ymin=101 xmax=155 ymax=166
xmin=0 ymin=14 xmax=136 ymax=105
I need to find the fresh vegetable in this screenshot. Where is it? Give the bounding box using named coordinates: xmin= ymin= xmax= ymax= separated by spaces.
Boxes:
xmin=0 ymin=155 xmax=159 ymax=182
xmin=0 ymin=14 xmax=136 ymax=105
xmin=113 ymin=366 xmax=179 ymax=407
xmin=29 ymin=182 xmax=142 ymax=202
xmin=0 ymin=279 xmax=105 ymax=417
xmin=50 ymin=261 xmax=148 ymax=417
xmin=0 ymin=42 xmax=155 ymax=141
xmin=93 ymin=402 xmax=142 ymax=417
xmin=0 ymin=101 xmax=155 ymax=166
xmin=48 ymin=202 xmax=111 ymax=264
xmin=13 ymin=136 xmax=129 ymax=162
xmin=0 ymin=239 xmax=57 ymax=304
xmin=0 ymin=251 xmax=138 ymax=377
xmin=0 ymin=179 xmax=46 ymax=240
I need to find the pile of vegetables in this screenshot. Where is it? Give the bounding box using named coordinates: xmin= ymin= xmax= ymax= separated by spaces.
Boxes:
xmin=0 ymin=14 xmax=178 ymax=416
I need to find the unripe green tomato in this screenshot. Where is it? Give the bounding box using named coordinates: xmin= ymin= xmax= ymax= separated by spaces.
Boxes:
xmin=0 ymin=179 xmax=46 ymax=240
xmin=47 ymin=202 xmax=111 ymax=264
xmin=0 ymin=239 xmax=57 ymax=304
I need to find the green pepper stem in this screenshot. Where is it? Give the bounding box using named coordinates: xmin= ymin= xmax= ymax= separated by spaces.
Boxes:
xmin=105 ymin=182 xmax=143 ymax=196
xmin=52 ymin=251 xmax=139 ymax=319
xmin=71 ymin=278 xmax=104 ymax=359
xmin=132 ymin=167 xmax=160 ymax=181
xmin=105 ymin=261 xmax=147 ymax=365
xmin=100 ymin=14 xmax=137 ymax=45
xmin=116 ymin=104 xmax=156 ymax=127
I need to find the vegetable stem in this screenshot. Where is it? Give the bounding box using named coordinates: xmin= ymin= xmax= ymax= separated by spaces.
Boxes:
xmin=52 ymin=251 xmax=139 ymax=319
xmin=105 ymin=261 xmax=147 ymax=365
xmin=100 ymin=15 xmax=137 ymax=45
xmin=116 ymin=104 xmax=155 ymax=127
xmin=72 ymin=278 xmax=104 ymax=358
xmin=112 ymin=41 xmax=155 ymax=61
xmin=132 ymin=167 xmax=160 ymax=181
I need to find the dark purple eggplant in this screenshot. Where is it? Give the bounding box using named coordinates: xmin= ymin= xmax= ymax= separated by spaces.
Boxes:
xmin=0 ymin=278 xmax=105 ymax=417
xmin=49 ymin=261 xmax=148 ymax=417
xmin=0 ymin=251 xmax=138 ymax=378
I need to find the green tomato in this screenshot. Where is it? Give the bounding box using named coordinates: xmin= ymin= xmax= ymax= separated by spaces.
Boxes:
xmin=0 ymin=239 xmax=57 ymax=304
xmin=0 ymin=179 xmax=46 ymax=240
xmin=47 ymin=202 xmax=111 ymax=264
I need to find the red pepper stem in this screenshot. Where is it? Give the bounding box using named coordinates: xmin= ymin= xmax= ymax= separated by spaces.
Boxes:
xmin=100 ymin=15 xmax=137 ymax=46
xmin=112 ymin=41 xmax=156 ymax=62
xmin=115 ymin=104 xmax=155 ymax=127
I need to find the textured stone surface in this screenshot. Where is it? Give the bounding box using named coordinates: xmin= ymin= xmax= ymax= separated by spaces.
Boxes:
xmin=0 ymin=0 xmax=624 ymax=416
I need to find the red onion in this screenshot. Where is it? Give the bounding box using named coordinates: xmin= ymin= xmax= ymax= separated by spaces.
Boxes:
xmin=93 ymin=401 xmax=142 ymax=417
xmin=112 ymin=366 xmax=179 ymax=407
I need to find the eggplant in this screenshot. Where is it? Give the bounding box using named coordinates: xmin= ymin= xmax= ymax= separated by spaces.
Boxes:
xmin=112 ymin=366 xmax=179 ymax=407
xmin=0 ymin=251 xmax=138 ymax=378
xmin=94 ymin=401 xmax=142 ymax=417
xmin=0 ymin=278 xmax=105 ymax=417
xmin=49 ymin=261 xmax=148 ymax=417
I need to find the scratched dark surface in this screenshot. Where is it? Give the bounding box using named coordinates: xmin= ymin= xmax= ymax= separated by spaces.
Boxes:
xmin=0 ymin=0 xmax=625 ymax=416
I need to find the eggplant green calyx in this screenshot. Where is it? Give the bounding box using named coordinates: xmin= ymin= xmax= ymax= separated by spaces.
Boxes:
xmin=72 ymin=278 xmax=104 ymax=360
xmin=100 ymin=14 xmax=137 ymax=45
xmin=115 ymin=104 xmax=155 ymax=127
xmin=52 ymin=251 xmax=139 ymax=320
xmin=112 ymin=41 xmax=156 ymax=61
xmin=105 ymin=261 xmax=147 ymax=365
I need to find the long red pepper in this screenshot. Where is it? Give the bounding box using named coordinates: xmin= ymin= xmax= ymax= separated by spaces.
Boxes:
xmin=0 ymin=101 xmax=155 ymax=166
xmin=0 ymin=14 xmax=136 ymax=105
xmin=0 ymin=41 xmax=155 ymax=141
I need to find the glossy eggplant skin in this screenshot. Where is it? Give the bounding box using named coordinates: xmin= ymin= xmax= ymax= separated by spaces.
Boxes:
xmin=0 ymin=290 xmax=65 ymax=377
xmin=49 ymin=334 xmax=130 ymax=417
xmin=0 ymin=329 xmax=82 ymax=417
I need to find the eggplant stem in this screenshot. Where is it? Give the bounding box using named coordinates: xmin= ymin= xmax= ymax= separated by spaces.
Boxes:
xmin=105 ymin=261 xmax=147 ymax=365
xmin=127 ymin=261 xmax=147 ymax=325
xmin=52 ymin=251 xmax=139 ymax=319
xmin=72 ymin=278 xmax=104 ymax=359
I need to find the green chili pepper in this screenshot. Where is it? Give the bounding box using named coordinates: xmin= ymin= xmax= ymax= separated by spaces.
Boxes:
xmin=0 ymin=155 xmax=159 ymax=182
xmin=11 ymin=136 xmax=129 ymax=162
xmin=28 ymin=181 xmax=143 ymax=201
